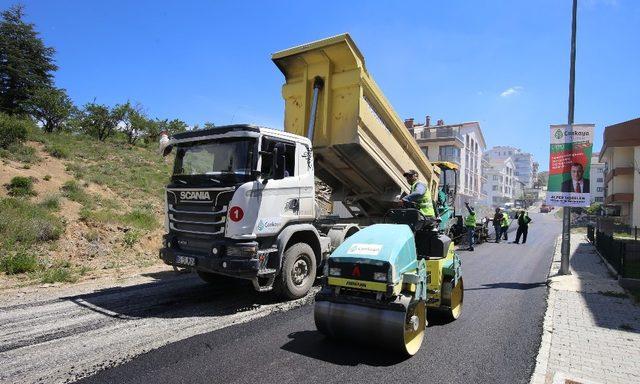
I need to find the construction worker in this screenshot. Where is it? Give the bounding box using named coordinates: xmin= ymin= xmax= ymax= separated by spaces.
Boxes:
xmin=513 ymin=210 xmax=532 ymax=244
xmin=464 ymin=202 xmax=477 ymax=251
xmin=500 ymin=210 xmax=511 ymax=241
xmin=401 ymin=169 xmax=435 ymax=218
xmin=492 ymin=207 xmax=503 ymax=243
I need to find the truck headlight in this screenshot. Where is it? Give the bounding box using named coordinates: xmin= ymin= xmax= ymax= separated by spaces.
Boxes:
xmin=329 ymin=267 xmax=341 ymax=276
xmin=373 ymin=272 xmax=387 ymax=282
xmin=227 ymin=245 xmax=258 ymax=258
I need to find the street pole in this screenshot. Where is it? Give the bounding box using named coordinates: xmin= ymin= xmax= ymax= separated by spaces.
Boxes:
xmin=560 ymin=0 xmax=578 ymax=275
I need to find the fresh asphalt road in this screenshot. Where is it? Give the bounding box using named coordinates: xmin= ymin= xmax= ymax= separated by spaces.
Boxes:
xmin=79 ymin=212 xmax=561 ymax=384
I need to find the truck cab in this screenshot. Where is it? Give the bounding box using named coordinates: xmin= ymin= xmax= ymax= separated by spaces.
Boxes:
xmin=160 ymin=124 xmax=329 ymax=299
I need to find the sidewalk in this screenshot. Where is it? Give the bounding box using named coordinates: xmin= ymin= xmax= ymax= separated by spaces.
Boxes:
xmin=531 ymin=233 xmax=640 ymax=384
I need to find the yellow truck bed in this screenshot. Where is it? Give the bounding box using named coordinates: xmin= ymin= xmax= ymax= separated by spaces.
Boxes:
xmin=273 ymin=34 xmax=437 ymax=216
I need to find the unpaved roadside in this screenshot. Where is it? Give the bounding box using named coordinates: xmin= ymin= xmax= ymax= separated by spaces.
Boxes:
xmin=0 ymin=269 xmax=316 ymax=384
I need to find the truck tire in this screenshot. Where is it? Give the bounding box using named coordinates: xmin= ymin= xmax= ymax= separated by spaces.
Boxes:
xmin=275 ymin=243 xmax=317 ymax=300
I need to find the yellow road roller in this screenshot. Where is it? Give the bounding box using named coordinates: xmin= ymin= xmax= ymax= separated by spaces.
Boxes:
xmin=314 ymin=209 xmax=463 ymax=356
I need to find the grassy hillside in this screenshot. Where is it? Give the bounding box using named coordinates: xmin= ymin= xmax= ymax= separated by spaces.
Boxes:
xmin=0 ymin=130 xmax=172 ymax=286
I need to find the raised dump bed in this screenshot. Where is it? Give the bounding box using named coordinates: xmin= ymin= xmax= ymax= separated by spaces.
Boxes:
xmin=272 ymin=34 xmax=437 ymax=217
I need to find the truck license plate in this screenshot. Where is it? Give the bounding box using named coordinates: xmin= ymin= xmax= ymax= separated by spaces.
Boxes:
xmin=175 ymin=255 xmax=195 ymax=267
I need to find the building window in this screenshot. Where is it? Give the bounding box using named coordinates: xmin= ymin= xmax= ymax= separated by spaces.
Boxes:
xmin=597 ymin=187 xmax=603 ymax=192
xmin=595 ymin=197 xmax=604 ymax=202
xmin=492 ymin=185 xmax=498 ymax=191
xmin=596 ymin=178 xmax=603 ymax=183
xmin=422 ymin=147 xmax=428 ymax=158
xmin=439 ymin=145 xmax=461 ymax=163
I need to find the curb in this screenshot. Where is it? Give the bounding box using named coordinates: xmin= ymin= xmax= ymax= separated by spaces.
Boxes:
xmin=529 ymin=235 xmax=561 ymax=384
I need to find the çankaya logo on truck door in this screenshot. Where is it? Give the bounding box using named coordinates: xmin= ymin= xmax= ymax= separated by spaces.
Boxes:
xmin=180 ymin=191 xmax=211 ymax=201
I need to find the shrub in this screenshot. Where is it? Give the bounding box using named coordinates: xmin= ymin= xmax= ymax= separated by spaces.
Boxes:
xmin=586 ymin=203 xmax=602 ymax=215
xmin=0 ymin=143 xmax=40 ymax=163
xmin=0 ymin=198 xmax=64 ymax=246
xmin=84 ymin=229 xmax=100 ymax=242
xmin=123 ymin=230 xmax=140 ymax=247
xmin=80 ymin=207 xmax=157 ymax=231
xmin=39 ymin=195 xmax=61 ymax=211
xmin=7 ymin=176 xmax=36 ymax=197
xmin=123 ymin=209 xmax=158 ymax=230
xmin=65 ymin=163 xmax=85 ymax=179
xmin=45 ymin=143 xmax=70 ymax=159
xmin=61 ymin=180 xmax=92 ymax=206
xmin=0 ymin=249 xmax=40 ymax=274
xmin=0 ymin=113 xmax=32 ymax=149
xmin=39 ymin=266 xmax=77 ymax=283
xmin=43 ymin=174 xmax=52 ymax=181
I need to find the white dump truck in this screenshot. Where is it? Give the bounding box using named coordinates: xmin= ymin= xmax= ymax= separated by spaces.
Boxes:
xmin=159 ymin=34 xmax=457 ymax=299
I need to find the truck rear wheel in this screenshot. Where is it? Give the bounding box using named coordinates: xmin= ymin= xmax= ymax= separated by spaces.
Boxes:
xmin=275 ymin=243 xmax=316 ymax=300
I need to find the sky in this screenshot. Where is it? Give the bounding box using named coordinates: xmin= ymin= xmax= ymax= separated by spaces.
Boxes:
xmin=5 ymin=0 xmax=639 ymax=170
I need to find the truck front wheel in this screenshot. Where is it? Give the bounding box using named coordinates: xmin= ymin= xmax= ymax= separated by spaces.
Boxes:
xmin=275 ymin=243 xmax=317 ymax=300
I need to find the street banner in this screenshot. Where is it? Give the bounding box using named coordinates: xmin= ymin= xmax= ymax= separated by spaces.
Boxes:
xmin=547 ymin=124 xmax=594 ymax=207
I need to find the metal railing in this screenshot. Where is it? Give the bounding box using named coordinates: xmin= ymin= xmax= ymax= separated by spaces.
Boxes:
xmin=593 ymin=226 xmax=640 ymax=279
xmin=418 ymin=127 xmax=464 ymax=142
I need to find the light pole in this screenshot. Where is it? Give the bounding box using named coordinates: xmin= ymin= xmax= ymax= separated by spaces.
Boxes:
xmin=560 ymin=0 xmax=578 ymax=275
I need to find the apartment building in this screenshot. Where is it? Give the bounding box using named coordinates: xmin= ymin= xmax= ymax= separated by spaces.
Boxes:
xmin=405 ymin=116 xmax=487 ymax=210
xmin=484 ymin=146 xmax=535 ymax=187
xmin=482 ymin=156 xmax=516 ymax=207
xmin=599 ymin=117 xmax=640 ymax=226
xmin=590 ymin=152 xmax=606 ymax=204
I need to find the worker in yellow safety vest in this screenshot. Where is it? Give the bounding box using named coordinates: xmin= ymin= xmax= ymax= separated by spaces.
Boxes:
xmin=500 ymin=211 xmax=511 ymax=242
xmin=464 ymin=202 xmax=477 ymax=251
xmin=400 ymin=169 xmax=435 ymax=218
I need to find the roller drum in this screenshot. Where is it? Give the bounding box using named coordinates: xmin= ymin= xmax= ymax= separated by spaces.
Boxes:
xmin=314 ymin=296 xmax=426 ymax=356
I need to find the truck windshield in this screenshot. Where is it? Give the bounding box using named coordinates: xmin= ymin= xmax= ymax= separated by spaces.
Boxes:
xmin=173 ymin=139 xmax=255 ymax=183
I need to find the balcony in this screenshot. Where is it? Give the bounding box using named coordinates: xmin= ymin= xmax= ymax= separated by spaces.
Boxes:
xmin=417 ymin=127 xmax=464 ymax=143
xmin=605 ymin=193 xmax=633 ymax=204
xmin=604 ymin=167 xmax=634 ymax=184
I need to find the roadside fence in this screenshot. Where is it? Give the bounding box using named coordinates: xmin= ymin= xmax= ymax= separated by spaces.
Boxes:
xmin=591 ymin=219 xmax=640 ymax=280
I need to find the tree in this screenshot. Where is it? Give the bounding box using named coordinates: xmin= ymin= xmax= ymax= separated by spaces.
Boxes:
xmin=0 ymin=112 xmax=33 ymax=148
xmin=0 ymin=5 xmax=57 ymax=115
xmin=203 ymin=121 xmax=216 ymax=129
xmin=585 ymin=202 xmax=602 ymax=215
xmin=81 ymin=102 xmax=118 ymax=141
xmin=144 ymin=118 xmax=166 ymax=143
xmin=129 ymin=109 xmax=152 ymax=145
xmin=25 ymin=87 xmax=74 ymax=132
xmin=167 ymin=119 xmax=188 ymax=135
xmin=537 ymin=171 xmax=549 ymax=187
xmin=113 ymin=101 xmax=146 ymax=145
